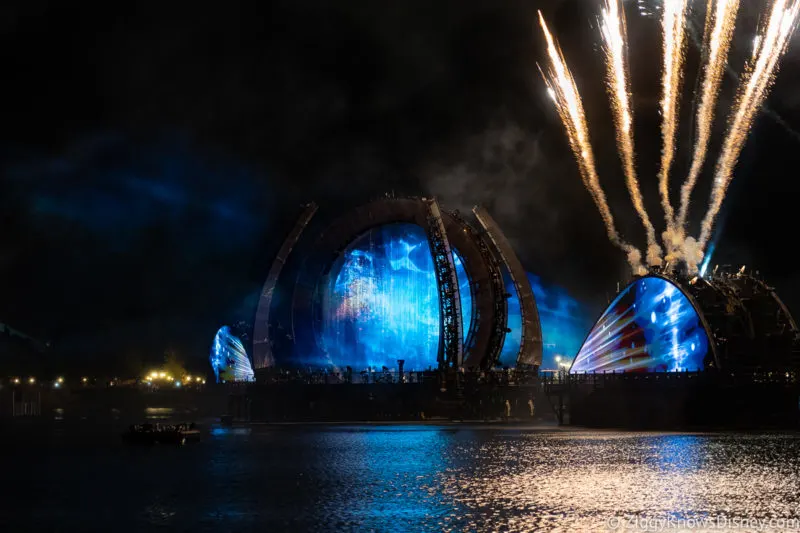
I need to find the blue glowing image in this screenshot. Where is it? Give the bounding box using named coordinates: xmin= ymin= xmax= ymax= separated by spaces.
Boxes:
xmin=315 ymin=224 xmax=588 ymax=371
xmin=454 ymin=250 xmax=472 ymax=343
xmin=320 ymin=224 xmax=472 ymax=371
xmin=498 ymin=273 xmax=591 ymax=369
xmin=530 ymin=273 xmax=592 ymax=369
xmin=570 ymin=276 xmax=709 ymax=373
xmin=210 ymin=326 xmax=255 ymax=382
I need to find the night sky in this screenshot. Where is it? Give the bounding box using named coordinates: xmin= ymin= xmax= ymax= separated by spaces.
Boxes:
xmin=2 ymin=0 xmax=800 ymax=373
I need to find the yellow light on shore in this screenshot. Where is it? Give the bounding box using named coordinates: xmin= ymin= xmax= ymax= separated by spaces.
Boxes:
xmin=56 ymin=377 xmax=64 ymax=384
xmin=12 ymin=377 xmax=20 ymax=385
xmin=28 ymin=377 xmax=36 ymax=384
xmin=81 ymin=377 xmax=88 ymax=384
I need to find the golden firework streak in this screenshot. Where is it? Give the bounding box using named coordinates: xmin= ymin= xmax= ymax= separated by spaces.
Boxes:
xmin=600 ymin=0 xmax=662 ymax=265
xmin=657 ymin=0 xmax=690 ymax=231
xmin=676 ymin=0 xmax=739 ymax=232
xmin=537 ymin=11 xmax=645 ymax=273
xmin=698 ymin=0 xmax=800 ymax=250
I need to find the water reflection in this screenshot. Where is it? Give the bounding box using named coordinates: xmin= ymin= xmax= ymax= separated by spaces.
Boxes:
xmin=144 ymin=407 xmax=175 ymax=420
xmin=314 ymin=427 xmax=460 ymax=529
xmin=4 ymin=425 xmax=800 ymax=531
xmin=200 ymin=428 xmax=800 ymax=531
xmin=442 ymin=431 xmax=800 ymax=531
xmin=210 ymin=426 xmax=252 ymax=437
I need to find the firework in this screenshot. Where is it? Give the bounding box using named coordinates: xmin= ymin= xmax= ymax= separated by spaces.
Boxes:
xmin=538 ymin=11 xmax=645 ymax=274
xmin=676 ymin=0 xmax=739 ymax=236
xmin=537 ymin=0 xmax=798 ymax=276
xmin=657 ymin=0 xmax=689 ymax=232
xmin=600 ymin=0 xmax=662 ymax=265
xmin=698 ymin=0 xmax=800 ymax=251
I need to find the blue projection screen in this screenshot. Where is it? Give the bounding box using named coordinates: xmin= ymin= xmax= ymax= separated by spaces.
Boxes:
xmin=210 ymin=326 xmax=255 ymax=382
xmin=320 ymin=223 xmax=472 ymax=371
xmin=570 ymin=276 xmax=709 ymax=373
xmin=498 ymin=272 xmax=590 ymax=369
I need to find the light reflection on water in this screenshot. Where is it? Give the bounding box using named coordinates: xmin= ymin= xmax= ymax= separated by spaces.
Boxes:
xmin=144 ymin=407 xmax=175 ymax=419
xmin=439 ymin=432 xmax=800 ymax=531
xmin=4 ymin=425 xmax=800 ymax=531
xmin=232 ymin=428 xmax=800 ymax=531
xmin=281 ymin=429 xmax=800 ymax=531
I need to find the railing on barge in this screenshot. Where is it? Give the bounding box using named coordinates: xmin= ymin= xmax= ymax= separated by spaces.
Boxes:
xmin=541 ymin=369 xmax=800 ymax=426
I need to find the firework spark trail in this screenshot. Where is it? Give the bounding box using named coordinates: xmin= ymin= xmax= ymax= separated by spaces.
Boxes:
xmin=657 ymin=0 xmax=689 ymax=232
xmin=698 ymin=0 xmax=800 ymax=251
xmin=538 ymin=11 xmax=646 ymax=274
xmin=675 ymin=0 xmax=739 ymax=235
xmin=600 ymin=0 xmax=662 ymax=266
xmin=685 ymin=7 xmax=800 ymax=144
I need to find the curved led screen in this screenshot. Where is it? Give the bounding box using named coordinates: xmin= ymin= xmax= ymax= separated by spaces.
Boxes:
xmin=570 ymin=276 xmax=709 ymax=373
xmin=453 ymin=250 xmax=472 ymax=342
xmin=320 ymin=223 xmax=472 ymax=371
xmin=210 ymin=326 xmax=255 ymax=382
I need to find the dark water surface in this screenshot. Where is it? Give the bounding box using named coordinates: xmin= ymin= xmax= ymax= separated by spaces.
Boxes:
xmin=4 ymin=418 xmax=800 ymax=532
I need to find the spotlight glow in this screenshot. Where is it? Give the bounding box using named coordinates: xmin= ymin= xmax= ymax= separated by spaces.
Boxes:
xmin=699 ymin=241 xmax=716 ymax=277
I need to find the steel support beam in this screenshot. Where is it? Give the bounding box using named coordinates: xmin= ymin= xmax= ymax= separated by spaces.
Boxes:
xmin=448 ymin=210 xmax=508 ymax=369
xmin=425 ymin=198 xmax=463 ymax=368
xmin=252 ymin=203 xmax=318 ymax=369
xmin=473 ymin=205 xmax=543 ymax=368
xmin=287 ymin=197 xmax=501 ymax=370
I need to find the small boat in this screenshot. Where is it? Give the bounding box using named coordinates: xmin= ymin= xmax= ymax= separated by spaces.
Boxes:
xmin=122 ymin=423 xmax=199 ymax=445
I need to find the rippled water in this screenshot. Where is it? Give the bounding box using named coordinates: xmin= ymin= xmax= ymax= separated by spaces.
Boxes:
xmin=3 ymin=422 xmax=800 ymax=531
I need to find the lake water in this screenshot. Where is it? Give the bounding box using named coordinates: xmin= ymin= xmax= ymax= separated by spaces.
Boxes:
xmin=3 ymin=419 xmax=800 ymax=531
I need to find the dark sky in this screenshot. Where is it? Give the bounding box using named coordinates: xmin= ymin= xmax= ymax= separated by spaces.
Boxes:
xmin=2 ymin=0 xmax=800 ymax=372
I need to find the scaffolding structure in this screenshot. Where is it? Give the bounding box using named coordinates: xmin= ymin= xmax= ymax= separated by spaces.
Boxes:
xmin=473 ymin=206 xmax=543 ymax=368
xmin=424 ymin=198 xmax=463 ymax=369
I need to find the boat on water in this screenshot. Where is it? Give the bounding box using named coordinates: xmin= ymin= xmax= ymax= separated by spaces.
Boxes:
xmin=122 ymin=423 xmax=201 ymax=445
